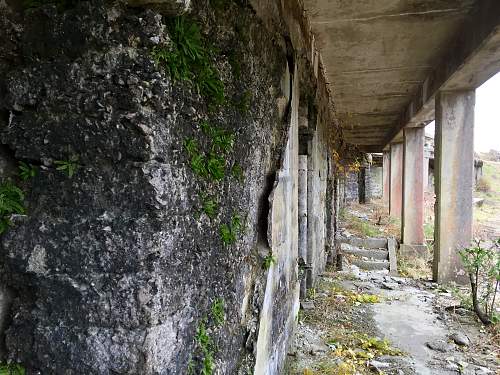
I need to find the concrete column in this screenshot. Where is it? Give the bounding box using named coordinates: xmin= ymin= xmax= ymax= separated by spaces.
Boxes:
xmin=389 ymin=143 xmax=403 ymax=218
xmin=382 ymin=151 xmax=390 ymax=205
xmin=401 ymin=127 xmax=426 ymax=255
xmin=298 ymin=155 xmax=308 ymax=299
xmin=423 ymin=156 xmax=430 ymax=192
xmin=433 ymin=90 xmax=475 ymax=283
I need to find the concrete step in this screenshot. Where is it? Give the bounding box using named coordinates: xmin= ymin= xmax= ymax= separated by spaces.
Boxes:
xmin=352 ymin=259 xmax=390 ymax=271
xmin=340 ymin=236 xmax=388 ymax=250
xmin=340 ymin=243 xmax=389 ymax=261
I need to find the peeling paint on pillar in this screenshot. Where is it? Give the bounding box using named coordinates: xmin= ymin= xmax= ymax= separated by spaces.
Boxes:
xmin=433 ymin=90 xmax=474 ymax=283
xmin=401 ymin=127 xmax=426 ymax=255
xmin=389 ymin=143 xmax=403 ymax=218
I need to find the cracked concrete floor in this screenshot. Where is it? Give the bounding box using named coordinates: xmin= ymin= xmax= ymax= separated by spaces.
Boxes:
xmin=285 ymin=267 xmax=499 ymax=375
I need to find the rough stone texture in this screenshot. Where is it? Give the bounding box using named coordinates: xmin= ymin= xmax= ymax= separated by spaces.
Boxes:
xmin=369 ymin=165 xmax=383 ymax=199
xmin=402 ymin=127 xmax=425 ymax=249
xmin=345 ymin=171 xmax=359 ymax=202
xmin=389 ymin=143 xmax=403 ymax=218
xmin=433 ymin=90 xmax=474 ymax=283
xmin=0 ymin=1 xmax=306 ymax=373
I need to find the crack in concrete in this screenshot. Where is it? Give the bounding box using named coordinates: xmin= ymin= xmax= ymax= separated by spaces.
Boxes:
xmin=311 ymin=8 xmax=470 ymax=24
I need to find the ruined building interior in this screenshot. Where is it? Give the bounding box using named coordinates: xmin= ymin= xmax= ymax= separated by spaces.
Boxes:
xmin=0 ymin=0 xmax=499 ymax=374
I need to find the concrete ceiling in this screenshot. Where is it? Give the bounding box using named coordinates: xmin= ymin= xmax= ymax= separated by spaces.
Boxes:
xmin=303 ymin=0 xmax=487 ymax=151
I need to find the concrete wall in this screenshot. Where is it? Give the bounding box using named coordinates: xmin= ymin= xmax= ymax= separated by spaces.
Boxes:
xmin=0 ymin=0 xmax=341 ymax=373
xmin=370 ymin=166 xmax=383 ymax=199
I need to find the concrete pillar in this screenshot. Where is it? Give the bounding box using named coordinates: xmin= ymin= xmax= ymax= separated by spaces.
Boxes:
xmin=389 ymin=143 xmax=403 ymax=218
xmin=382 ymin=151 xmax=390 ymax=205
xmin=423 ymin=156 xmax=430 ymax=192
xmin=433 ymin=90 xmax=475 ymax=283
xmin=298 ymin=155 xmax=308 ymax=299
xmin=401 ymin=127 xmax=426 ymax=255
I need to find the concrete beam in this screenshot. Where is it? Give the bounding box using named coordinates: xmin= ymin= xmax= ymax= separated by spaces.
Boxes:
xmin=385 ymin=0 xmax=500 ymax=146
xmin=389 ymin=143 xmax=403 ymax=219
xmin=401 ymin=127 xmax=426 ymax=255
xmin=433 ymin=90 xmax=475 ymax=283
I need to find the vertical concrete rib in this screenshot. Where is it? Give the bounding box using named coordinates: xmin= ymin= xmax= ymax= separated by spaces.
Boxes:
xmin=389 ymin=143 xmax=403 ymax=218
xmin=433 ymin=90 xmax=475 ymax=283
xmin=298 ymin=155 xmax=308 ymax=298
xmin=401 ymin=127 xmax=426 ymax=255
xmin=382 ymin=151 xmax=391 ymax=207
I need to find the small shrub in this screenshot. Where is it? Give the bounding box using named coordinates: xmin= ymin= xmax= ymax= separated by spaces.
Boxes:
xmin=476 ymin=177 xmax=491 ymax=192
xmin=263 ymin=253 xmax=276 ymax=270
xmin=54 ymin=156 xmax=79 ymax=178
xmin=220 ymin=214 xmax=242 ymax=246
xmin=231 ymin=164 xmax=244 ymax=182
xmin=459 ymin=239 xmax=500 ymax=325
xmin=211 ymin=298 xmax=225 ymax=326
xmin=194 ymin=321 xmax=215 ymax=375
xmin=0 ymin=363 xmax=25 ymax=375
xmin=200 ymin=194 xmax=218 ymax=220
xmin=0 ymin=182 xmax=26 ymax=234
xmin=152 ymin=17 xmax=225 ymax=106
xmin=18 ymin=162 xmax=37 ymax=181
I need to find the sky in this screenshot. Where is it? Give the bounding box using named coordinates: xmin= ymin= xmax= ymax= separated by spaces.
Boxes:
xmin=425 ymin=71 xmax=500 ymax=152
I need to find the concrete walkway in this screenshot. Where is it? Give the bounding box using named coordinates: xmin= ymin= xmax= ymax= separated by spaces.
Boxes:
xmin=287 ymin=266 xmax=499 ymax=375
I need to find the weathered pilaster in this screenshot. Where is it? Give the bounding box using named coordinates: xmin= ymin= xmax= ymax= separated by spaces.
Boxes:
xmin=401 ymin=127 xmax=426 ymax=255
xmin=382 ymin=151 xmax=390 ymax=206
xmin=433 ymin=90 xmax=475 ymax=283
xmin=389 ymin=143 xmax=403 ymax=218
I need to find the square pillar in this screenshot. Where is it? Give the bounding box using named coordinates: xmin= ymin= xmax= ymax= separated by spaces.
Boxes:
xmin=433 ymin=90 xmax=475 ymax=283
xmin=389 ymin=143 xmax=403 ymax=218
xmin=401 ymin=127 xmax=426 ymax=255
xmin=382 ymin=151 xmax=390 ymax=206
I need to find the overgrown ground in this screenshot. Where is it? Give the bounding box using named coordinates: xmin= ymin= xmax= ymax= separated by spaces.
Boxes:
xmin=286 ymin=267 xmax=500 ymax=375
xmin=474 ymin=160 xmax=500 ymax=239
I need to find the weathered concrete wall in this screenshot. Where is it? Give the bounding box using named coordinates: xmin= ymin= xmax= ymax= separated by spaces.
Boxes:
xmin=0 ymin=0 xmax=342 ymax=373
xmin=370 ymin=166 xmax=383 ymax=199
xmin=345 ymin=171 xmax=359 ymax=202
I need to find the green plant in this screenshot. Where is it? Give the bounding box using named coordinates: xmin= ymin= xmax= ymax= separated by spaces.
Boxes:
xmin=195 ymin=321 xmax=215 ymax=375
xmin=220 ymin=214 xmax=242 ymax=246
xmin=54 ymin=155 xmax=79 ymax=178
xmin=476 ymin=177 xmax=491 ymax=193
xmin=0 ymin=364 xmax=25 ymax=375
xmin=0 ymin=182 xmax=26 ymax=234
xmin=152 ymin=17 xmax=225 ymax=106
xmin=200 ymin=194 xmax=218 ymax=220
xmin=200 ymin=122 xmax=234 ymax=154
xmin=206 ymin=154 xmax=225 ymax=180
xmin=459 ymin=239 xmax=500 ymax=325
xmin=211 ymin=298 xmax=225 ymax=326
xmin=263 ymin=253 xmax=277 ymax=270
xmin=18 ymin=162 xmax=37 ymax=181
xmin=231 ymin=164 xmax=244 ymax=182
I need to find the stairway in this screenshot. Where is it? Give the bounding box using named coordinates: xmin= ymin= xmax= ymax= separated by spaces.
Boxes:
xmin=339 ymin=236 xmax=397 ymax=274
